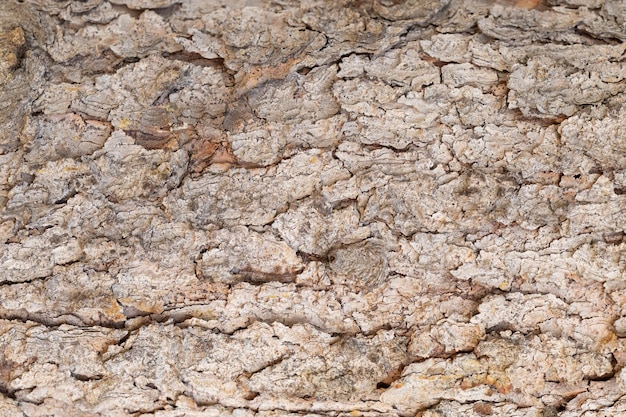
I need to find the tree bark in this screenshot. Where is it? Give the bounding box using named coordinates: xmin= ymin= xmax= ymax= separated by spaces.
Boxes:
xmin=1 ymin=0 xmax=626 ymax=416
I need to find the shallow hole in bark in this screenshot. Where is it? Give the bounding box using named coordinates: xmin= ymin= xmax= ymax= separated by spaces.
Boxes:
xmin=297 ymin=66 xmax=312 ymax=75
xmin=244 ymin=391 xmax=259 ymax=400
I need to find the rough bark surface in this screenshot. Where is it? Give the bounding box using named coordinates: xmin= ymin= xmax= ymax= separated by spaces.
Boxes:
xmin=1 ymin=0 xmax=626 ymax=416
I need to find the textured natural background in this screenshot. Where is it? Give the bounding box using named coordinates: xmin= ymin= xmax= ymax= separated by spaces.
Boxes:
xmin=2 ymin=0 xmax=626 ymax=416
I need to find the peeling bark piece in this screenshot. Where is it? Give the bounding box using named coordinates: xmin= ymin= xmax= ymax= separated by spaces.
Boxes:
xmin=109 ymin=0 xmax=181 ymax=9
xmin=0 ymin=239 xmax=54 ymax=283
xmin=579 ymin=0 xmax=626 ymax=41
xmin=366 ymin=42 xmax=441 ymax=88
xmin=180 ymin=7 xmax=325 ymax=73
xmin=442 ymin=62 xmax=499 ymax=91
xmin=301 ymin=1 xmax=384 ymax=44
xmin=478 ymin=5 xmax=588 ymax=43
xmin=25 ymin=113 xmax=111 ymax=163
xmin=60 ymin=1 xmax=120 ymax=27
xmin=373 ymin=0 xmax=451 ymax=22
xmin=48 ymin=11 xmax=182 ymax=63
xmin=380 ymin=354 xmax=509 ymax=414
xmin=421 ymin=34 xmax=471 ymax=63
xmin=508 ymin=56 xmax=626 ymax=118
xmin=246 ymin=65 xmax=340 ymax=124
xmin=91 ymin=131 xmax=189 ymax=201
xmin=408 ymin=320 xmax=485 ymax=359
xmin=126 ymin=105 xmax=174 ymax=149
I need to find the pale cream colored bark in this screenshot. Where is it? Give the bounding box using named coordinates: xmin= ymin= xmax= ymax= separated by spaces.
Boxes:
xmin=1 ymin=1 xmax=626 ymax=416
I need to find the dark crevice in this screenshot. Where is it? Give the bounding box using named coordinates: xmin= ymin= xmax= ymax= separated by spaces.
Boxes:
xmin=296 ymin=66 xmax=312 ymax=75
xmin=243 ymin=391 xmax=259 ymax=400
xmin=0 ymin=309 xmax=129 ymax=330
xmin=585 ymin=354 xmax=617 ymax=382
xmin=164 ymin=51 xmax=225 ymax=69
xmin=150 ymin=3 xmax=182 ymax=18
xmin=71 ymin=371 xmax=103 ymax=381
xmin=228 ymin=267 xmax=302 ymax=285
xmin=108 ymin=3 xmax=143 ymax=18
xmin=0 ymin=273 xmax=52 ymax=286
xmin=246 ymin=355 xmax=288 ymax=377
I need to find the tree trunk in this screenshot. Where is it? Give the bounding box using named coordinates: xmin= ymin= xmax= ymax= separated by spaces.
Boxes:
xmin=1 ymin=0 xmax=626 ymax=416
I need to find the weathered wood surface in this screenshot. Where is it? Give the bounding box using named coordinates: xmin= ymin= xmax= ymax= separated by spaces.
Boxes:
xmin=1 ymin=0 xmax=626 ymax=416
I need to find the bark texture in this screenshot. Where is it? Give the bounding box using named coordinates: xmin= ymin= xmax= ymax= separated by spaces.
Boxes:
xmin=1 ymin=0 xmax=626 ymax=416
